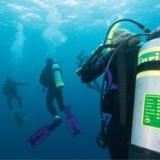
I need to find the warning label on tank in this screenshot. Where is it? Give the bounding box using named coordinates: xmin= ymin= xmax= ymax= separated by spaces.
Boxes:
xmin=143 ymin=94 xmax=160 ymax=129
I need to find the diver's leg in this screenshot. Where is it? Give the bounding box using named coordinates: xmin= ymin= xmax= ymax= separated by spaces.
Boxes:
xmin=7 ymin=96 xmax=14 ymax=111
xmin=15 ymin=94 xmax=22 ymax=110
xmin=46 ymin=88 xmax=58 ymax=117
xmin=55 ymin=88 xmax=65 ymax=112
xmin=107 ymin=116 xmax=128 ymax=159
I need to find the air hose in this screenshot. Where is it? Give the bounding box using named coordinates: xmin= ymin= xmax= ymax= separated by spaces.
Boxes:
xmin=100 ymin=18 xmax=151 ymax=129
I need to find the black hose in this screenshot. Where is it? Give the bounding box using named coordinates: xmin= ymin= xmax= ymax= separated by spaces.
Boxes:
xmin=100 ymin=33 xmax=150 ymax=121
xmin=99 ymin=19 xmax=151 ymax=122
xmin=103 ymin=18 xmax=151 ymax=45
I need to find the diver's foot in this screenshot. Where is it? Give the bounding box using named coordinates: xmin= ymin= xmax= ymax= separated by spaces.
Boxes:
xmin=14 ymin=113 xmax=24 ymax=126
xmin=23 ymin=115 xmax=29 ymax=121
xmin=54 ymin=115 xmax=61 ymax=120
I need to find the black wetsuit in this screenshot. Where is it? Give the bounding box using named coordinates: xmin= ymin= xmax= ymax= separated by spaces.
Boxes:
xmin=40 ymin=64 xmax=65 ymax=117
xmin=80 ymin=45 xmax=140 ymax=159
xmin=2 ymin=81 xmax=23 ymax=110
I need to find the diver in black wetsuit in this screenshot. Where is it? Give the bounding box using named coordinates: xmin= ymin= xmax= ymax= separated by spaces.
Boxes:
xmin=2 ymin=77 xmax=29 ymax=112
xmin=28 ymin=58 xmax=82 ymax=147
xmin=77 ymin=28 xmax=142 ymax=159
xmin=2 ymin=77 xmax=29 ymax=125
xmin=39 ymin=58 xmax=82 ymax=139
xmin=40 ymin=58 xmax=65 ymax=119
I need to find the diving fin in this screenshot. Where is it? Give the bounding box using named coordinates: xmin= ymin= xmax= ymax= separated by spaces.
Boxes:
xmin=64 ymin=106 xmax=82 ymax=136
xmin=27 ymin=118 xmax=62 ymax=147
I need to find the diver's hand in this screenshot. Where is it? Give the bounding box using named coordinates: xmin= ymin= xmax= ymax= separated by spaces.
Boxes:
xmin=16 ymin=82 xmax=30 ymax=86
xmin=147 ymin=27 xmax=160 ymax=41
xmin=76 ymin=67 xmax=82 ymax=76
xmin=76 ymin=44 xmax=104 ymax=76
xmin=90 ymin=44 xmax=104 ymax=63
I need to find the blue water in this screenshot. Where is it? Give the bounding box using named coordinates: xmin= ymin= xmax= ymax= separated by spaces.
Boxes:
xmin=0 ymin=0 xmax=160 ymax=159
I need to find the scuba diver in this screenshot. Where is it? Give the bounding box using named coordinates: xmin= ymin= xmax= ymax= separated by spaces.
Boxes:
xmin=2 ymin=77 xmax=29 ymax=125
xmin=40 ymin=58 xmax=65 ymax=120
xmin=27 ymin=58 xmax=82 ymax=147
xmin=76 ymin=49 xmax=101 ymax=93
xmin=77 ymin=19 xmax=160 ymax=159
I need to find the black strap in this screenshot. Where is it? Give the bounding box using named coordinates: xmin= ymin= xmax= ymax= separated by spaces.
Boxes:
xmin=137 ymin=61 xmax=160 ymax=74
xmin=116 ymin=49 xmax=128 ymax=126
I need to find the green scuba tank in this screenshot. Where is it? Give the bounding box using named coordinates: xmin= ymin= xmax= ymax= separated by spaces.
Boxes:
xmin=52 ymin=63 xmax=64 ymax=88
xmin=131 ymin=38 xmax=160 ymax=156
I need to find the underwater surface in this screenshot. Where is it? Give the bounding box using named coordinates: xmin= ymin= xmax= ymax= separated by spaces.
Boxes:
xmin=0 ymin=0 xmax=160 ymax=159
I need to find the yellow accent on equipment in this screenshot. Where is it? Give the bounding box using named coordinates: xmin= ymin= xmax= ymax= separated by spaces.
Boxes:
xmin=52 ymin=64 xmax=64 ymax=88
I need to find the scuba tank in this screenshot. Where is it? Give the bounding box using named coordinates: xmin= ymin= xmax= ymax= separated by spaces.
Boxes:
xmin=52 ymin=63 xmax=64 ymax=88
xmin=130 ymin=38 xmax=160 ymax=158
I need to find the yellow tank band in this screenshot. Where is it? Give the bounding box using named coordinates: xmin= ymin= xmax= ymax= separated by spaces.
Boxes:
xmin=106 ymin=23 xmax=120 ymax=45
xmin=139 ymin=47 xmax=160 ymax=57
xmin=105 ymin=23 xmax=120 ymax=52
xmin=136 ymin=70 xmax=160 ymax=79
xmin=56 ymin=83 xmax=64 ymax=88
xmin=52 ymin=64 xmax=60 ymax=71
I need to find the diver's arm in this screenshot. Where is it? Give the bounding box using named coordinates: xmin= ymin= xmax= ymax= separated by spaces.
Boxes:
xmin=80 ymin=53 xmax=111 ymax=83
xmin=16 ymin=82 xmax=30 ymax=86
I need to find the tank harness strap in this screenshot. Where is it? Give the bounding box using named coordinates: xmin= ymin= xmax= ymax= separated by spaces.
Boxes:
xmin=116 ymin=49 xmax=128 ymax=126
xmin=137 ymin=61 xmax=160 ymax=74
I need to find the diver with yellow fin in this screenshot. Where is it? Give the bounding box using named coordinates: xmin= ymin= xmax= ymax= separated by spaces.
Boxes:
xmin=28 ymin=58 xmax=82 ymax=147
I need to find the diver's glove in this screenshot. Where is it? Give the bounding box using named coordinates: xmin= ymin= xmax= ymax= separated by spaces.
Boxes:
xmin=64 ymin=106 xmax=83 ymax=136
xmin=76 ymin=44 xmax=104 ymax=76
xmin=147 ymin=27 xmax=160 ymax=41
xmin=14 ymin=113 xmax=24 ymax=126
xmin=88 ymin=44 xmax=105 ymax=64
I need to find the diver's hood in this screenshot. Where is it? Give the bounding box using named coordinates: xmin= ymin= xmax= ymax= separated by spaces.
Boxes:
xmin=112 ymin=29 xmax=134 ymax=44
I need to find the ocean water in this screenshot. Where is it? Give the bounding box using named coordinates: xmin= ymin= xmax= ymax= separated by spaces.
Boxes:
xmin=0 ymin=0 xmax=160 ymax=159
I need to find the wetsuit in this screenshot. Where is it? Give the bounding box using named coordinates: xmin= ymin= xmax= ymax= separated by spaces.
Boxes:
xmin=40 ymin=64 xmax=65 ymax=117
xmin=2 ymin=81 xmax=23 ymax=110
xmin=80 ymin=45 xmax=140 ymax=159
